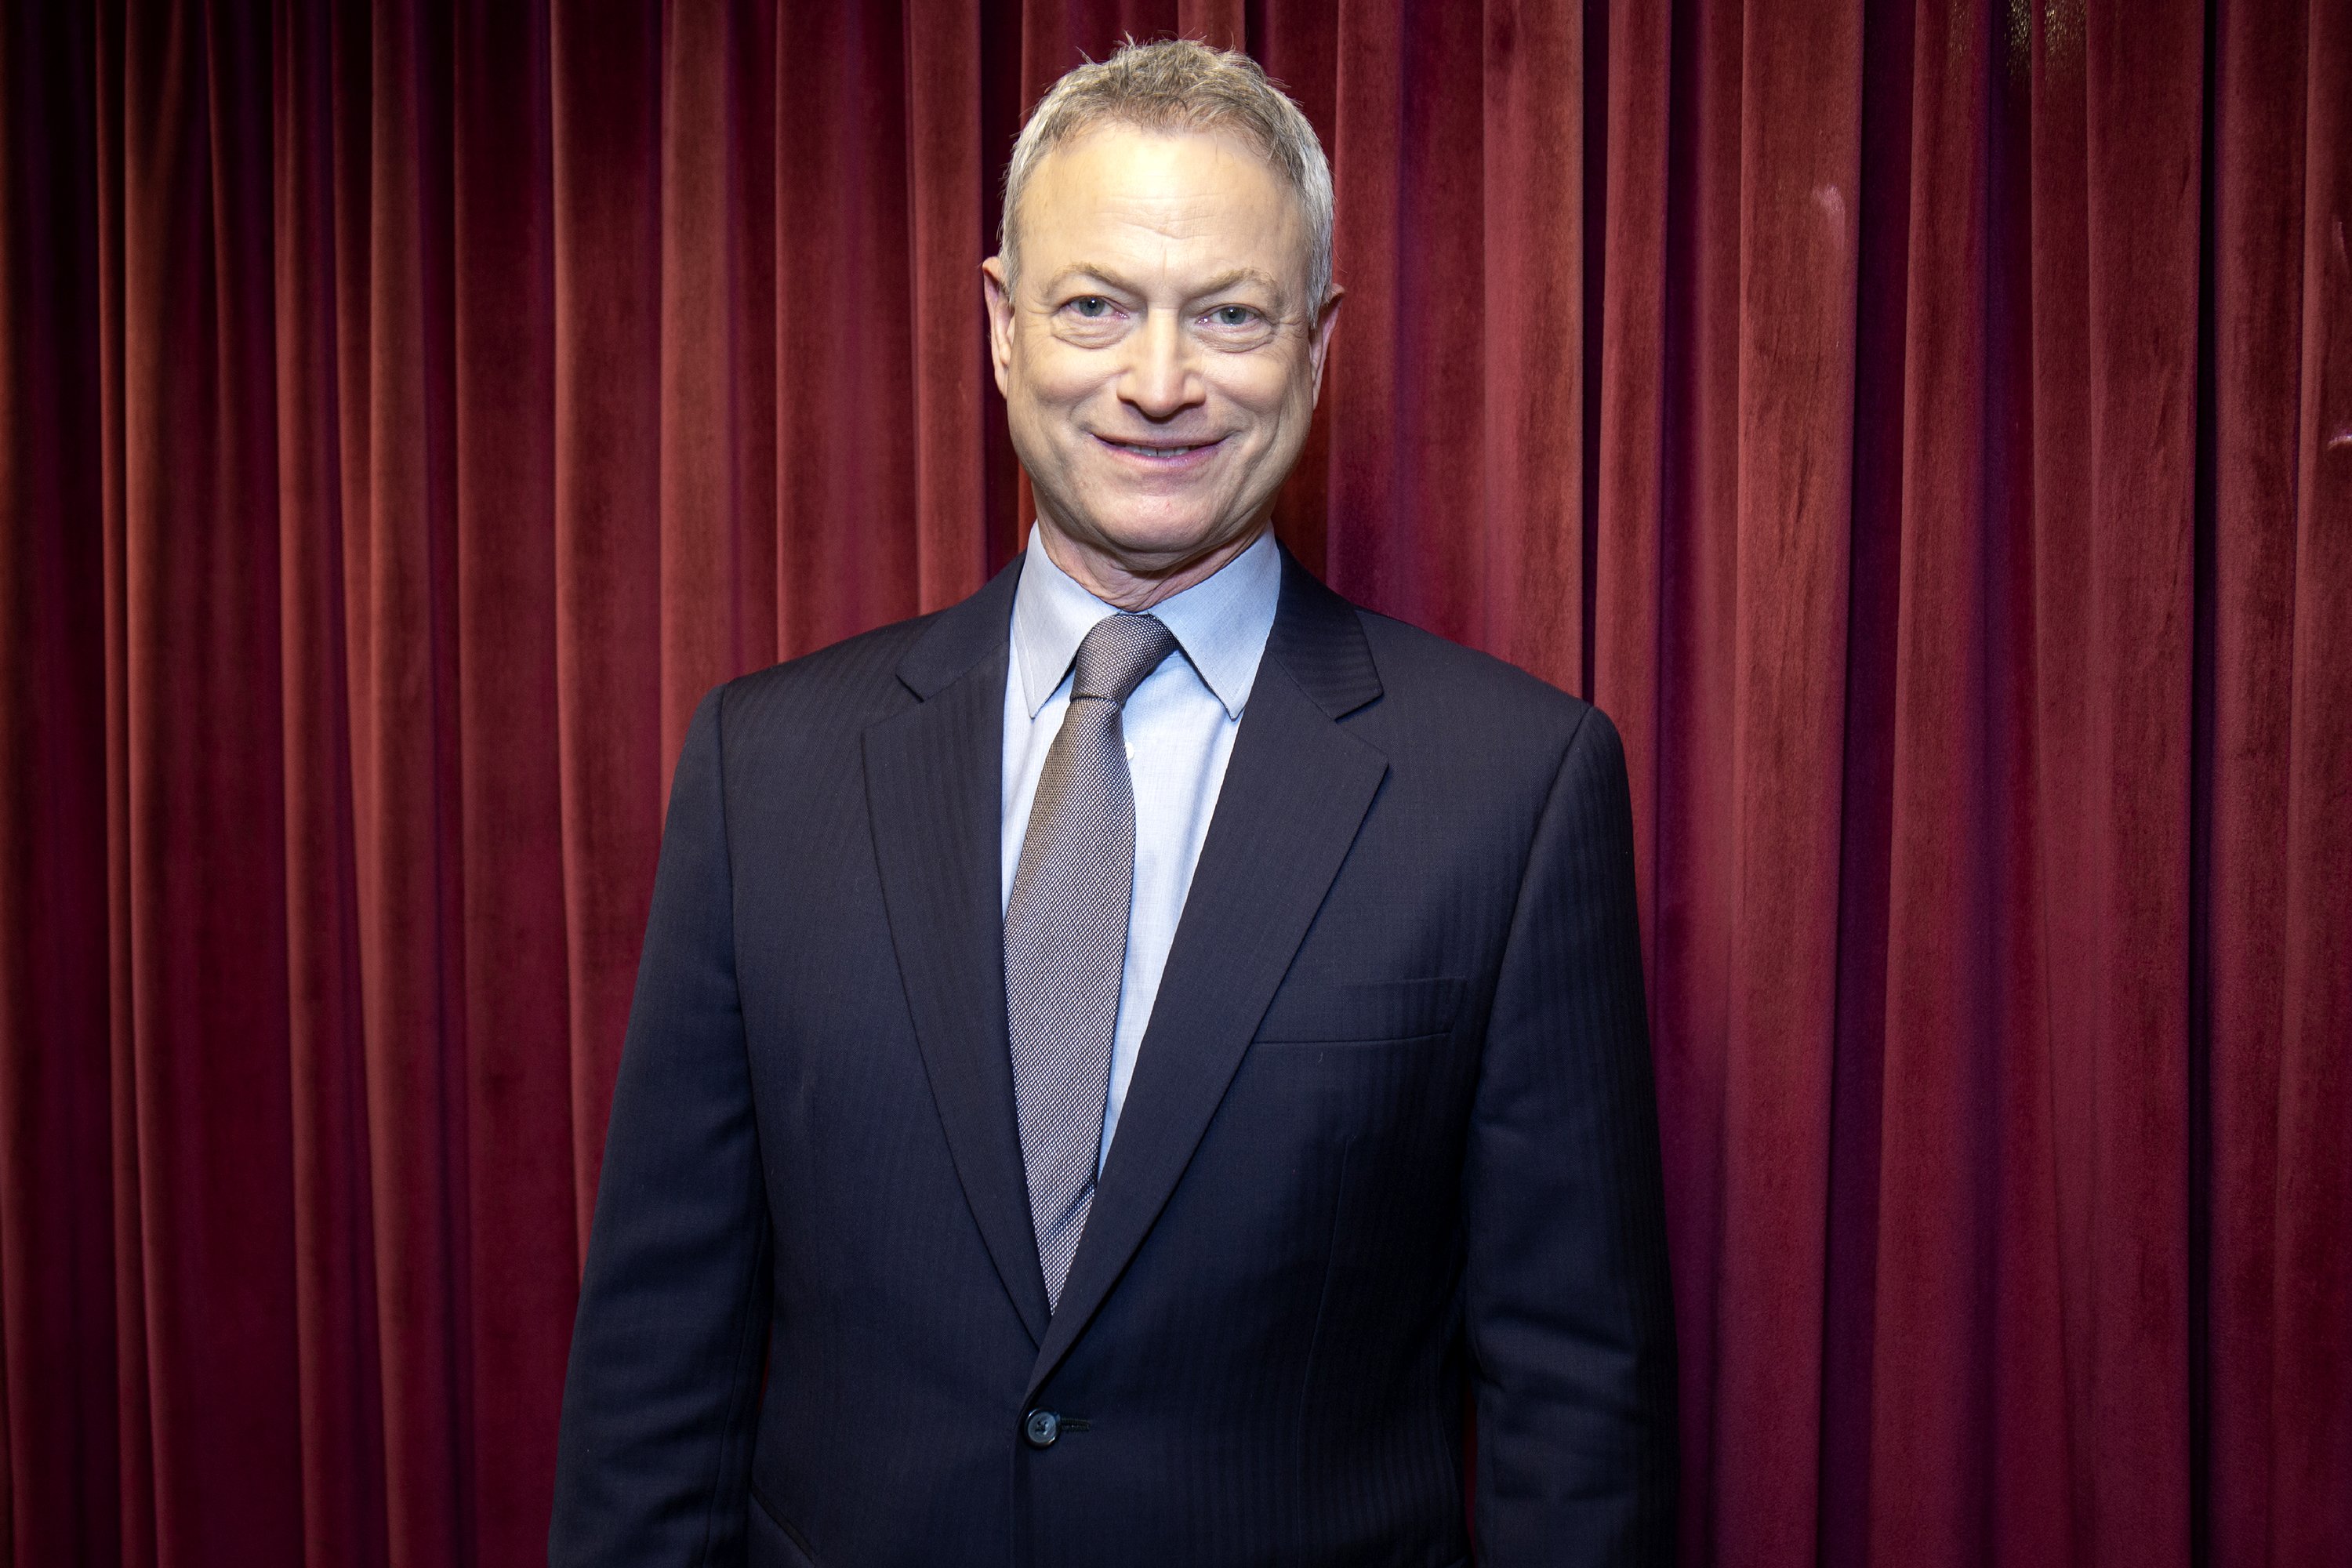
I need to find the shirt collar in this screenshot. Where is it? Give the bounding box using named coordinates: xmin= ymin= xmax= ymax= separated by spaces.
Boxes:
xmin=1010 ymin=524 xmax=1281 ymax=720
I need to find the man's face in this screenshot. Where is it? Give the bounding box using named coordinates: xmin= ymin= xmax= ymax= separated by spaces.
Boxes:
xmin=984 ymin=124 xmax=1338 ymax=583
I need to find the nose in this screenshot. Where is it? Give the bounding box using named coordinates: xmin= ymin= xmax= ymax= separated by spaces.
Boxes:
xmin=1116 ymin=309 xmax=1204 ymax=422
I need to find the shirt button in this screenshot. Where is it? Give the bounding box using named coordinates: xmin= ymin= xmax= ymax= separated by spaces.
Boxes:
xmin=1023 ymin=1408 xmax=1061 ymax=1448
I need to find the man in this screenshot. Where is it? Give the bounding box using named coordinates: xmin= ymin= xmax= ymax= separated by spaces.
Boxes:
xmin=551 ymin=39 xmax=1674 ymax=1568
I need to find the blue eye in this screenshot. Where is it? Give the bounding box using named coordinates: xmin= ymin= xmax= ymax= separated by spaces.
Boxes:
xmin=1211 ymin=306 xmax=1255 ymax=327
xmin=1071 ymin=296 xmax=1112 ymax=318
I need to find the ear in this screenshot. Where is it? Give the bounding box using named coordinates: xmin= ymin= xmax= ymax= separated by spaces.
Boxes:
xmin=1306 ymin=287 xmax=1344 ymax=408
xmin=982 ymin=256 xmax=1016 ymax=398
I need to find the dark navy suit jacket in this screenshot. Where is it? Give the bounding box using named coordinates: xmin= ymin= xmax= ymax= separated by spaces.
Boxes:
xmin=549 ymin=551 xmax=1677 ymax=1566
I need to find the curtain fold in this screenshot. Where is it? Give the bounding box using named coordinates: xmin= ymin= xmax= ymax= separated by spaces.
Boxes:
xmin=2 ymin=2 xmax=2346 ymax=1565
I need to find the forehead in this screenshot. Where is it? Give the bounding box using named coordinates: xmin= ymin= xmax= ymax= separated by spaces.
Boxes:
xmin=1016 ymin=122 xmax=1308 ymax=282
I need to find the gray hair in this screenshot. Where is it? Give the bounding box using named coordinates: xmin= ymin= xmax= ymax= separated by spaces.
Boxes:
xmin=999 ymin=38 xmax=1336 ymax=312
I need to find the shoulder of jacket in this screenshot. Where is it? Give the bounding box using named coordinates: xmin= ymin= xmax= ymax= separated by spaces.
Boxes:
xmin=1349 ymin=607 xmax=1591 ymax=739
xmin=707 ymin=608 xmax=946 ymax=737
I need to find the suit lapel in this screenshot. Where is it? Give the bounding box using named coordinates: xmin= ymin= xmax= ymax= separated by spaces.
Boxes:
xmin=863 ymin=563 xmax=1053 ymax=1345
xmin=1026 ymin=554 xmax=1388 ymax=1399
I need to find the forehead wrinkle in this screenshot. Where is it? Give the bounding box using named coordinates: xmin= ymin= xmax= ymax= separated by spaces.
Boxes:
xmin=1029 ymin=206 xmax=1227 ymax=281
xmin=1099 ymin=195 xmax=1227 ymax=251
xmin=1060 ymin=202 xmax=1300 ymax=277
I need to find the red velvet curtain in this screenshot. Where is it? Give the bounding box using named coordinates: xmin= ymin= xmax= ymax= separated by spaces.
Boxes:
xmin=3 ymin=1 xmax=2347 ymax=1564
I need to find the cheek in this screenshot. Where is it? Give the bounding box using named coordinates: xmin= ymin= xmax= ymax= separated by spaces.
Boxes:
xmin=1012 ymin=338 xmax=1106 ymax=417
xmin=1210 ymin=355 xmax=1312 ymax=427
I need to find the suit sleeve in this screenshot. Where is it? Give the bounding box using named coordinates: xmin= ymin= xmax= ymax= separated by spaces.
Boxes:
xmin=550 ymin=686 xmax=772 ymax=1568
xmin=1465 ymin=705 xmax=1678 ymax=1565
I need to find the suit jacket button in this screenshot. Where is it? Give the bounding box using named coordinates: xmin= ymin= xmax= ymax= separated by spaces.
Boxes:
xmin=1023 ymin=1409 xmax=1060 ymax=1448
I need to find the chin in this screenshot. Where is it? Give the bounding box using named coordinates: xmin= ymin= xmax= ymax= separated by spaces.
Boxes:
xmin=1058 ymin=488 xmax=1229 ymax=553
xmin=1089 ymin=511 xmax=1244 ymax=561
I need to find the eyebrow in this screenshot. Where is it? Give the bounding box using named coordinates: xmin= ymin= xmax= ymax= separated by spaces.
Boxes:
xmin=1043 ymin=263 xmax=1289 ymax=307
xmin=1038 ymin=264 xmax=1132 ymax=301
xmin=1189 ymin=267 xmax=1286 ymax=299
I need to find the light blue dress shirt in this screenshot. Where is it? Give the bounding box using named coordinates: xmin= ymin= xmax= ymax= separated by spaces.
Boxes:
xmin=1001 ymin=524 xmax=1283 ymax=1169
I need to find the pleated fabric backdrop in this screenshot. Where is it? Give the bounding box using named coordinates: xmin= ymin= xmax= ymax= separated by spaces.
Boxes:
xmin=2 ymin=1 xmax=2347 ymax=1565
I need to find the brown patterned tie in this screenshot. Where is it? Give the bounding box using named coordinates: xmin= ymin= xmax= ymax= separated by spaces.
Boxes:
xmin=1004 ymin=612 xmax=1178 ymax=1310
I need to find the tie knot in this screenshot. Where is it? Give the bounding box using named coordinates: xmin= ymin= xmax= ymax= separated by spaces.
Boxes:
xmin=1070 ymin=613 xmax=1178 ymax=707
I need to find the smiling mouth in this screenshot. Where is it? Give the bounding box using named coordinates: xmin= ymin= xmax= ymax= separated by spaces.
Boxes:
xmin=1094 ymin=434 xmax=1226 ymax=463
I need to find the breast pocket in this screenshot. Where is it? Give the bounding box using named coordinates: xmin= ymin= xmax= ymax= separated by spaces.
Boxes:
xmin=1251 ymin=975 xmax=1467 ymax=1045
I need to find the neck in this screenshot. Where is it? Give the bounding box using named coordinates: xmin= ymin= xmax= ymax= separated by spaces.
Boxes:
xmin=1033 ymin=516 xmax=1269 ymax=612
